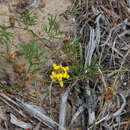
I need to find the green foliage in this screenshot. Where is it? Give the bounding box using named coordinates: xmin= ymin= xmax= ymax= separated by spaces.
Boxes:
xmin=85 ymin=56 xmax=100 ymax=78
xmin=63 ymin=39 xmax=84 ymax=77
xmin=43 ymin=15 xmax=63 ymax=39
xmin=20 ymin=40 xmax=44 ymax=64
xmin=72 ymin=56 xmax=100 ymax=80
xmin=63 ymin=38 xmax=100 ymax=80
xmin=20 ymin=11 xmax=37 ymax=26
xmin=0 ymin=26 xmax=13 ymax=45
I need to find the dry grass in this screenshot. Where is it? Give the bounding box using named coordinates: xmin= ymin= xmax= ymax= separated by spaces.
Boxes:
xmin=0 ymin=0 xmax=130 ymax=130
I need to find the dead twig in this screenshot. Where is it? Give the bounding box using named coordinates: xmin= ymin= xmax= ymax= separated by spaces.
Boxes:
xmin=0 ymin=93 xmax=65 ymax=130
xmin=59 ymin=79 xmax=78 ymax=130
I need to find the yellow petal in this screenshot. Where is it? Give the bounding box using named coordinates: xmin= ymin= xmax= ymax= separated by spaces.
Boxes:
xmin=59 ymin=64 xmax=62 ymax=67
xmin=52 ymin=72 xmax=56 ymax=77
xmin=59 ymin=81 xmax=64 ymax=87
xmin=62 ymin=72 xmax=70 ymax=79
xmin=66 ymin=74 xmax=70 ymax=79
xmin=50 ymin=75 xmax=56 ymax=81
xmin=63 ymin=73 xmax=67 ymax=78
xmin=57 ymin=74 xmax=63 ymax=81
xmin=62 ymin=66 xmax=69 ymax=72
xmin=53 ymin=64 xmax=59 ymax=70
xmin=52 ymin=64 xmax=57 ymax=68
xmin=64 ymin=66 xmax=69 ymax=71
xmin=53 ymin=79 xmax=56 ymax=82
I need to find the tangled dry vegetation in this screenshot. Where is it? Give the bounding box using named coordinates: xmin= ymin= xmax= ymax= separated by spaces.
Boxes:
xmin=0 ymin=0 xmax=130 ymax=130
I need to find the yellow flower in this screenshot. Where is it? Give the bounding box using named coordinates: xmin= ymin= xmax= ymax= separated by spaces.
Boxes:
xmin=50 ymin=64 xmax=70 ymax=87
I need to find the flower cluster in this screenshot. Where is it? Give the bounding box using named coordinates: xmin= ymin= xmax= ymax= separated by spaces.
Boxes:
xmin=50 ymin=64 xmax=70 ymax=87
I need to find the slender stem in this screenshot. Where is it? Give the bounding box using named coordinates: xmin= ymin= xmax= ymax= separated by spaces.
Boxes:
xmin=49 ymin=81 xmax=53 ymax=118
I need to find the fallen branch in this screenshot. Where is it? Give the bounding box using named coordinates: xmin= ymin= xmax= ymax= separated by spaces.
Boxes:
xmin=0 ymin=93 xmax=65 ymax=130
xmin=59 ymin=79 xmax=78 ymax=130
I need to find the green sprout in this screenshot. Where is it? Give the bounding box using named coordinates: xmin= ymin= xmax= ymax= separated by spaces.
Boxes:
xmin=0 ymin=26 xmax=13 ymax=45
xmin=20 ymin=11 xmax=37 ymax=26
xmin=0 ymin=26 xmax=13 ymax=54
xmin=43 ymin=15 xmax=63 ymax=39
xmin=20 ymin=40 xmax=44 ymax=64
xmin=63 ymin=38 xmax=100 ymax=80
xmin=20 ymin=40 xmax=45 ymax=74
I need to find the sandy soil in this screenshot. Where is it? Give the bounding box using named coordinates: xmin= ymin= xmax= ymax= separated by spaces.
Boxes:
xmin=0 ymin=0 xmax=73 ymax=64
xmin=0 ymin=0 xmax=73 ymax=129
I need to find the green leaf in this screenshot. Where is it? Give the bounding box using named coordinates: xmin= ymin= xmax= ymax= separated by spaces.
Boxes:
xmin=20 ymin=11 xmax=37 ymax=26
xmin=20 ymin=40 xmax=44 ymax=64
xmin=43 ymin=15 xmax=63 ymax=39
xmin=0 ymin=27 xmax=13 ymax=45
